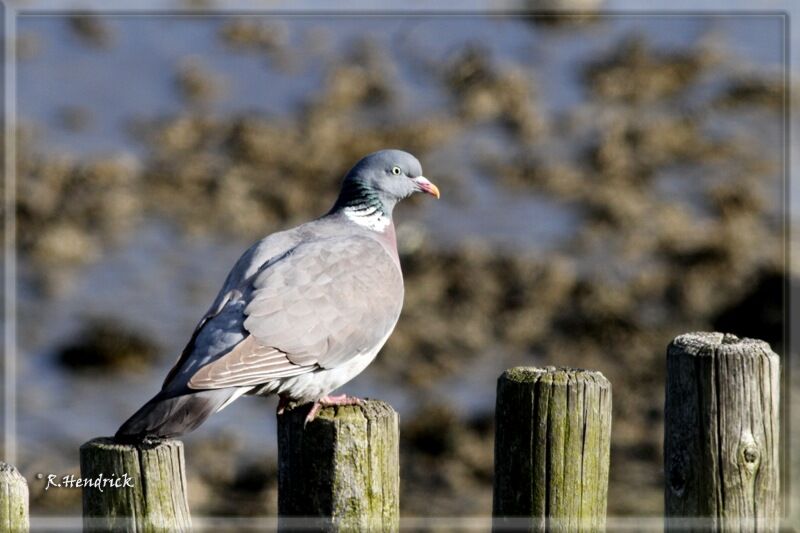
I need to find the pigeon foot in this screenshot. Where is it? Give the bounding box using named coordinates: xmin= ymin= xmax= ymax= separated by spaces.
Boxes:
xmin=305 ymin=394 xmax=364 ymax=424
xmin=277 ymin=395 xmax=290 ymax=415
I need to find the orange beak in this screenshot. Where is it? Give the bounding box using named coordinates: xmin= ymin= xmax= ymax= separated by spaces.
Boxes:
xmin=412 ymin=176 xmax=440 ymax=199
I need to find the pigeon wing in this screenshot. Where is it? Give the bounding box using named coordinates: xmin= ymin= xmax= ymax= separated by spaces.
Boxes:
xmin=162 ymin=228 xmax=301 ymax=388
xmin=187 ymin=235 xmax=403 ymax=389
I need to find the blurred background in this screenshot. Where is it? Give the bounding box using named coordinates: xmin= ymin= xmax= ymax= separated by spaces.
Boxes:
xmin=3 ymin=0 xmax=793 ymax=522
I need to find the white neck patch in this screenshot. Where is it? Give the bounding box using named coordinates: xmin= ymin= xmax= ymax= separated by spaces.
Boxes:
xmin=343 ymin=205 xmax=391 ymax=232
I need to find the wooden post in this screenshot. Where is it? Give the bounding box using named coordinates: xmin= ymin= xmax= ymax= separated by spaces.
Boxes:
xmin=1 ymin=462 xmax=29 ymax=532
xmin=492 ymin=366 xmax=612 ymax=532
xmin=80 ymin=438 xmax=191 ymax=532
xmin=277 ymin=400 xmax=399 ymax=532
xmin=664 ymin=332 xmax=780 ymax=531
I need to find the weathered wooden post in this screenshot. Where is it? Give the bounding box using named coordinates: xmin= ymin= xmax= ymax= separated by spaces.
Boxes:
xmin=493 ymin=367 xmax=612 ymax=532
xmin=664 ymin=332 xmax=780 ymax=531
xmin=278 ymin=400 xmax=399 ymax=532
xmin=80 ymin=438 xmax=191 ymax=532
xmin=1 ymin=462 xmax=29 ymax=531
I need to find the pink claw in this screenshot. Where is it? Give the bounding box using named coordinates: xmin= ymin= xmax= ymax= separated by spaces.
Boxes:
xmin=305 ymin=402 xmax=322 ymax=423
xmin=304 ymin=394 xmax=364 ymax=424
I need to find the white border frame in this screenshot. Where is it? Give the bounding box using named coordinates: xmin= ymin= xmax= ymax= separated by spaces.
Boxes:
xmin=2 ymin=2 xmax=795 ymax=530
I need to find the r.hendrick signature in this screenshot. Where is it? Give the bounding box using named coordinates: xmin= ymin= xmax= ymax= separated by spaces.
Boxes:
xmin=38 ymin=473 xmax=134 ymax=492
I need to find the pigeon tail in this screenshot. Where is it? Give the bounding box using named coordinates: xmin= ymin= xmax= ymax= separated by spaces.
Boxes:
xmin=115 ymin=388 xmax=237 ymax=441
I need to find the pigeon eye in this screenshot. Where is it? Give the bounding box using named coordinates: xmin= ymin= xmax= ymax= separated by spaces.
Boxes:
xmin=391 ymin=166 xmax=402 ymax=175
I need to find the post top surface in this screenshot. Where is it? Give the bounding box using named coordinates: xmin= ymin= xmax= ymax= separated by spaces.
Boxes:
xmin=501 ymin=366 xmax=610 ymax=387
xmin=0 ymin=461 xmax=25 ymax=480
xmin=81 ymin=436 xmax=183 ymax=452
xmin=281 ymin=399 xmax=396 ymax=424
xmin=670 ymin=331 xmax=778 ymax=358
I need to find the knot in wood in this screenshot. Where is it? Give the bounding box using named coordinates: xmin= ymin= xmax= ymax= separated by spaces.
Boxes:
xmin=744 ymin=447 xmax=759 ymax=463
xmin=738 ymin=436 xmax=761 ymax=476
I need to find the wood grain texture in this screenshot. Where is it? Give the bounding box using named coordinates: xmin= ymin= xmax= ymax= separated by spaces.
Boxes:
xmin=0 ymin=462 xmax=29 ymax=532
xmin=664 ymin=332 xmax=780 ymax=531
xmin=80 ymin=438 xmax=191 ymax=532
xmin=277 ymin=400 xmax=399 ymax=532
xmin=492 ymin=366 xmax=612 ymax=532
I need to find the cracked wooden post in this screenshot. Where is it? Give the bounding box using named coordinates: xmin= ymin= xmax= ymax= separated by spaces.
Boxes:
xmin=492 ymin=367 xmax=612 ymax=532
xmin=1 ymin=462 xmax=29 ymax=531
xmin=277 ymin=400 xmax=399 ymax=532
xmin=80 ymin=437 xmax=191 ymax=532
xmin=664 ymin=332 xmax=780 ymax=531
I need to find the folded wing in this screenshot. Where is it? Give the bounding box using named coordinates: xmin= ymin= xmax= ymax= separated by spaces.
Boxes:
xmin=187 ymin=235 xmax=403 ymax=390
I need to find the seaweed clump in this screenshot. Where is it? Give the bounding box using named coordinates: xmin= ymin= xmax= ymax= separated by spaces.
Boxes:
xmin=56 ymin=319 xmax=159 ymax=372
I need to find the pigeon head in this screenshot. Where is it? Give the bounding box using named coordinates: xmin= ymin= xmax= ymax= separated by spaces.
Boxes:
xmin=331 ymin=150 xmax=440 ymax=224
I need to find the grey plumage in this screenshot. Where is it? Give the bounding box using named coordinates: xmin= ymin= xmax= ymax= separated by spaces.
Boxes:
xmin=116 ymin=149 xmax=438 ymax=440
xmin=114 ymin=389 xmax=234 ymax=439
